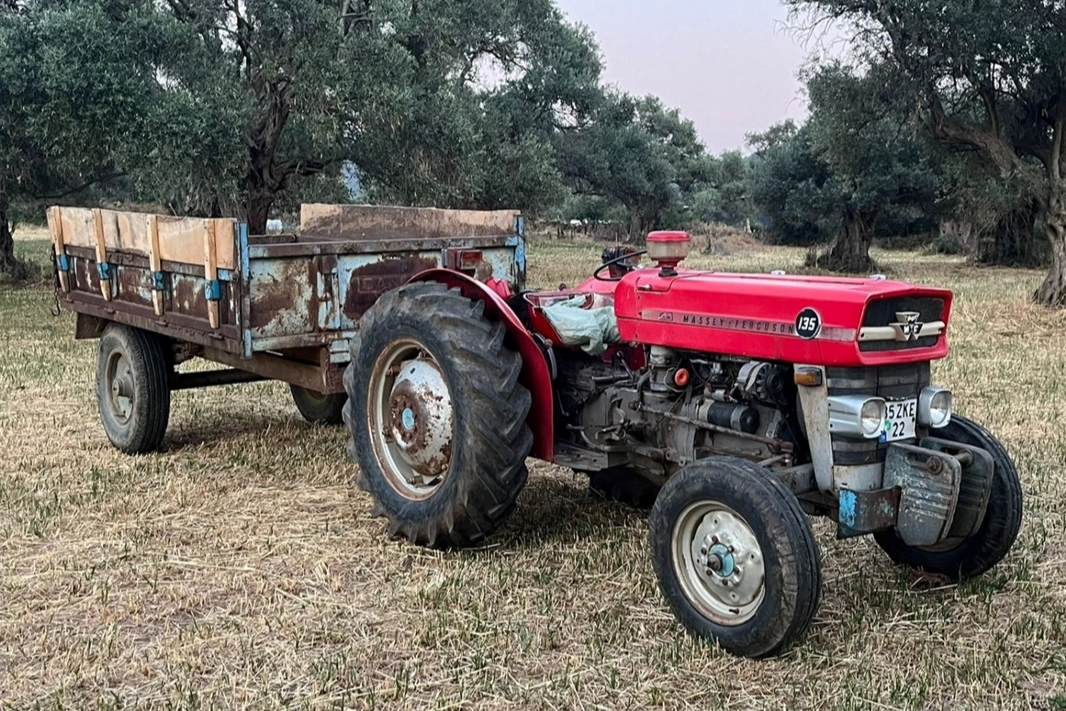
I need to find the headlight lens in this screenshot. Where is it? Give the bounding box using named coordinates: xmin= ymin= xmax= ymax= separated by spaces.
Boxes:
xmin=860 ymin=399 xmax=886 ymax=436
xmin=920 ymin=388 xmax=953 ymax=428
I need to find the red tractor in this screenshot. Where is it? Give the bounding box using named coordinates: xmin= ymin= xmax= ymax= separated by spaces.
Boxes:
xmin=343 ymin=231 xmax=1022 ymax=658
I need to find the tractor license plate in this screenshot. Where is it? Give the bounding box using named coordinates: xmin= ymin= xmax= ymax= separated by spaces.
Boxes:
xmin=883 ymin=399 xmax=918 ymax=442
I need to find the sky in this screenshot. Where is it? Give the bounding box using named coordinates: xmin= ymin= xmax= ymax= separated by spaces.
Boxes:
xmin=554 ymin=0 xmax=823 ymax=153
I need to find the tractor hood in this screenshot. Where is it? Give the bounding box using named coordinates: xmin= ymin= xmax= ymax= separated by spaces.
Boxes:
xmin=609 ymin=268 xmax=954 ymax=367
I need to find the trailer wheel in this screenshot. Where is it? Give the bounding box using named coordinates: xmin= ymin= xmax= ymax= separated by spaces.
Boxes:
xmin=650 ymin=457 xmax=822 ymax=658
xmin=874 ymin=415 xmax=1022 ymax=580
xmin=344 ymin=282 xmax=533 ymax=549
xmin=96 ymin=323 xmax=171 ymax=454
xmin=289 ymin=385 xmax=346 ymax=426
xmin=587 ymin=468 xmax=661 ymax=509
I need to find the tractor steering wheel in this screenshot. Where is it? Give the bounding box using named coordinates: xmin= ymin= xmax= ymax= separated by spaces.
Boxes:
xmin=594 ymin=249 xmax=648 ymax=282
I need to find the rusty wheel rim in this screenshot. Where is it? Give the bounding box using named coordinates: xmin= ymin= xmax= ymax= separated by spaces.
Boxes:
xmin=367 ymin=339 xmax=455 ymax=501
xmin=105 ymin=351 xmax=135 ymax=425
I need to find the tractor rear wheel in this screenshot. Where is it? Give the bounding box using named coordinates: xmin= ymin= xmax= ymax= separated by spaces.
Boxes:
xmin=289 ymin=385 xmax=346 ymax=425
xmin=344 ymin=282 xmax=533 ymax=549
xmin=874 ymin=415 xmax=1022 ymax=580
xmin=650 ymin=457 xmax=822 ymax=658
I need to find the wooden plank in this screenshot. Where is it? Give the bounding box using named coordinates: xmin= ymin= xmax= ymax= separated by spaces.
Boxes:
xmin=147 ymin=214 xmax=164 ymax=316
xmin=55 ymin=206 xmax=237 ymax=270
xmin=92 ymin=209 xmax=112 ymax=301
xmin=204 ymin=220 xmax=220 ymax=329
xmin=47 ymin=206 xmax=70 ymax=293
xmin=300 ymin=204 xmax=520 ymax=241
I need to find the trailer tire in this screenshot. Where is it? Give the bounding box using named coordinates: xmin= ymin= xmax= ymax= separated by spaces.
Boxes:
xmin=874 ymin=415 xmax=1022 ymax=580
xmin=344 ymin=282 xmax=533 ymax=549
xmin=650 ymin=457 xmax=822 ymax=658
xmin=587 ymin=469 xmax=661 ymax=509
xmin=96 ymin=323 xmax=171 ymax=454
xmin=290 ymin=385 xmax=346 ymax=426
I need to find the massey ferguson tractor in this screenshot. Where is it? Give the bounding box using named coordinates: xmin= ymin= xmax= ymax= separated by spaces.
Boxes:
xmin=343 ymin=230 xmax=1022 ymax=658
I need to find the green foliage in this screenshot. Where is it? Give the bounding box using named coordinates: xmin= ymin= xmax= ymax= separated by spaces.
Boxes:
xmin=787 ymin=0 xmax=1066 ymax=300
xmin=747 ymin=64 xmax=939 ymax=269
xmin=555 ymin=93 xmax=712 ymax=239
xmin=748 ymin=120 xmax=840 ymax=245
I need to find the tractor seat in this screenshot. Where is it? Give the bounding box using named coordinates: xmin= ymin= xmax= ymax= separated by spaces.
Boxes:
xmin=524 ymin=291 xmax=619 ymax=355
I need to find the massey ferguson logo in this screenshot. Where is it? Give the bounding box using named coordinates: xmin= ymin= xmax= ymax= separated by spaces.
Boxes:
xmin=892 ymin=312 xmax=925 ymax=341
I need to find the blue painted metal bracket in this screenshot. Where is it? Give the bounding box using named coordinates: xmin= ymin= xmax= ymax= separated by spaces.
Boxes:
xmin=152 ymin=271 xmax=165 ymax=291
xmin=56 ymin=253 xmax=70 ymax=272
xmin=97 ymin=262 xmax=112 ymax=281
xmin=836 ymin=488 xmax=900 ymax=539
xmin=205 ymin=279 xmax=222 ymax=301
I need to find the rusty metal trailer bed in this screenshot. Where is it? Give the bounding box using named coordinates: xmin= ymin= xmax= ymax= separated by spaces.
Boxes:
xmin=50 ymin=204 xmax=526 ymax=453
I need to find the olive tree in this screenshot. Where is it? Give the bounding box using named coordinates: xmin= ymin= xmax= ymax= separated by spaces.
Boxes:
xmin=788 ymin=0 xmax=1066 ymax=303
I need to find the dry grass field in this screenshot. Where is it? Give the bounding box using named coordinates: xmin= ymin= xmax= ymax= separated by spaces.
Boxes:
xmin=1 ymin=227 xmax=1065 ymax=710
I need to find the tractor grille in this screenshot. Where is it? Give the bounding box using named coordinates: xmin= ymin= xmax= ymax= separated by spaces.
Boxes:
xmin=859 ymin=297 xmax=945 ymax=352
xmin=826 ymin=363 xmax=931 ymax=465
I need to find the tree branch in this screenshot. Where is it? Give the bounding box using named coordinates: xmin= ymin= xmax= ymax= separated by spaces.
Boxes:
xmin=29 ymin=172 xmax=125 ymax=201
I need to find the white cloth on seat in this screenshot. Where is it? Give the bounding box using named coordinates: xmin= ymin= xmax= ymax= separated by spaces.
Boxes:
xmin=541 ymin=295 xmax=620 ymax=355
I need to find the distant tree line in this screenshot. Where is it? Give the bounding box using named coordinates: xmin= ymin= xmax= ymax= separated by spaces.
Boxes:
xmin=2 ymin=0 xmax=1065 ymax=305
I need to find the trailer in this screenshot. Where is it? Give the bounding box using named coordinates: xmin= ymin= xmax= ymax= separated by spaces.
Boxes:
xmin=49 ymin=204 xmax=526 ymax=453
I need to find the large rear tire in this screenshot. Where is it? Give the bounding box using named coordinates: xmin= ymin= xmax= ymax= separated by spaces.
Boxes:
xmin=95 ymin=323 xmax=171 ymax=454
xmin=344 ymin=282 xmax=533 ymax=549
xmin=650 ymin=457 xmax=822 ymax=658
xmin=874 ymin=415 xmax=1022 ymax=580
xmin=289 ymin=385 xmax=346 ymax=426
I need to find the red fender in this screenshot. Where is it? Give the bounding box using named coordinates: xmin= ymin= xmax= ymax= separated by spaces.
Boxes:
xmin=408 ymin=269 xmax=554 ymax=462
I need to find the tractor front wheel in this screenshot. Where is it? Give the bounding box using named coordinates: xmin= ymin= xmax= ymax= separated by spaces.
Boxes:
xmin=874 ymin=415 xmax=1022 ymax=580
xmin=344 ymin=282 xmax=533 ymax=549
xmin=650 ymin=457 xmax=822 ymax=658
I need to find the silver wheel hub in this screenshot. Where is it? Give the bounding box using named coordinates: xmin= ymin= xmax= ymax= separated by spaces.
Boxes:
xmin=387 ymin=359 xmax=454 ymax=478
xmin=368 ymin=341 xmax=456 ymax=501
xmin=107 ymin=352 xmax=135 ymax=424
xmin=673 ymin=502 xmax=766 ymax=625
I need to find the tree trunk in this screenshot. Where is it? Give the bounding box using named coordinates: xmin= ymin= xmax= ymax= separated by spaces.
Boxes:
xmin=628 ymin=209 xmax=649 ymax=244
xmin=978 ymin=200 xmax=1045 ymax=267
xmin=0 ymin=192 xmax=16 ymax=275
xmin=1034 ymin=187 xmax=1066 ymax=306
xmin=245 ymin=189 xmax=273 ymax=235
xmin=816 ymin=208 xmax=876 ymax=273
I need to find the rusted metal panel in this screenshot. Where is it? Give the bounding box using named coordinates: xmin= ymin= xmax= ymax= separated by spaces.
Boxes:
xmin=61 ymin=246 xmax=243 ymax=354
xmin=247 ymin=257 xmax=317 ymax=338
xmin=341 ymin=254 xmax=439 ymax=320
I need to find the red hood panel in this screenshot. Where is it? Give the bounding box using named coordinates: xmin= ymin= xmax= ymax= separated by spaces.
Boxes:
xmin=605 ymin=269 xmax=953 ymax=367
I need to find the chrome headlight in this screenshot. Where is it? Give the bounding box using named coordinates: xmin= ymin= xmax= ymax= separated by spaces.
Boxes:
xmin=861 ymin=399 xmax=886 ymax=436
xmin=828 ymin=395 xmax=886 ymax=439
xmin=919 ymin=387 xmax=953 ymax=428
